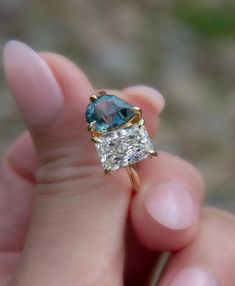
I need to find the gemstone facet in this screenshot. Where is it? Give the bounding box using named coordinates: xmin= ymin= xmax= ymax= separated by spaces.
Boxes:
xmin=95 ymin=123 xmax=155 ymax=171
xmin=85 ymin=94 xmax=135 ymax=132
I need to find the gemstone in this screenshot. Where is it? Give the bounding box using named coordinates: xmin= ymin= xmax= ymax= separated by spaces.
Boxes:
xmin=85 ymin=94 xmax=135 ymax=132
xmin=95 ymin=123 xmax=155 ymax=171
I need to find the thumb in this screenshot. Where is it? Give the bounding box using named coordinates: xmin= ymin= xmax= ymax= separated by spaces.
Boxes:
xmin=3 ymin=41 xmax=130 ymax=286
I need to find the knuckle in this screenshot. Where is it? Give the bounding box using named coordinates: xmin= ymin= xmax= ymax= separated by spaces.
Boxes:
xmin=35 ymin=146 xmax=104 ymax=195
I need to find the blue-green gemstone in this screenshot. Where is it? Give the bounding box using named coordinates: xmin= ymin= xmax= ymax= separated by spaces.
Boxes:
xmin=85 ymin=95 xmax=135 ymax=132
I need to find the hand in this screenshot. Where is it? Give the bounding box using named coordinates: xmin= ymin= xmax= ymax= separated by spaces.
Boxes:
xmin=1 ymin=40 xmax=234 ymax=286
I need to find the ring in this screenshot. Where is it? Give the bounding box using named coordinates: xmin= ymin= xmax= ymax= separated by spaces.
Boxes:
xmin=85 ymin=90 xmax=157 ymax=192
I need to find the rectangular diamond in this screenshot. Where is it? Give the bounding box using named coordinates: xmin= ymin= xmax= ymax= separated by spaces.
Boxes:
xmin=95 ymin=123 xmax=155 ymax=171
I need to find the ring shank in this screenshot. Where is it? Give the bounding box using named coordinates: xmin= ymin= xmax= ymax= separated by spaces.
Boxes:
xmin=126 ymin=164 xmax=141 ymax=192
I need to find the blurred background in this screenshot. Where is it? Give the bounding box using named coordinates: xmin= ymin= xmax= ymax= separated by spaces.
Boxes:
xmin=0 ymin=0 xmax=234 ymax=212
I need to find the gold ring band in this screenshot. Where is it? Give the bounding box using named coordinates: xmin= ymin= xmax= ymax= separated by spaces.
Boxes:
xmin=126 ymin=164 xmax=141 ymax=192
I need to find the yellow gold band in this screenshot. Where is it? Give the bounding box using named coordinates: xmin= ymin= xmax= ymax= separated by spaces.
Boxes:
xmin=126 ymin=164 xmax=141 ymax=192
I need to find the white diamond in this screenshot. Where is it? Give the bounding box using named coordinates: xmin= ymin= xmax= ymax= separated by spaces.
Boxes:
xmin=95 ymin=123 xmax=155 ymax=171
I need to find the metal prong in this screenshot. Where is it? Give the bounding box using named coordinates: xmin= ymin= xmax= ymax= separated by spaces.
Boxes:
xmin=90 ymin=94 xmax=98 ymax=102
xmin=148 ymin=150 xmax=158 ymax=158
xmin=132 ymin=106 xmax=142 ymax=115
xmin=88 ymin=121 xmax=96 ymax=131
xmin=91 ymin=136 xmax=102 ymax=143
xmin=104 ymin=167 xmax=112 ymax=175
xmin=99 ymin=90 xmax=107 ymax=96
xmin=130 ymin=112 xmax=142 ymax=125
xmin=138 ymin=118 xmax=145 ymax=126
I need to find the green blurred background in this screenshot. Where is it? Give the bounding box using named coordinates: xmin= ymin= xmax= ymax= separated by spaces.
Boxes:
xmin=0 ymin=0 xmax=235 ymax=212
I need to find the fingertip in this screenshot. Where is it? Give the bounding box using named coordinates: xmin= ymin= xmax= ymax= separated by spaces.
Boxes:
xmin=144 ymin=183 xmax=198 ymax=231
xmin=130 ymin=152 xmax=204 ymax=251
xmin=131 ymin=189 xmax=198 ymax=252
xmin=3 ymin=40 xmax=64 ymax=126
xmin=39 ymin=51 xmax=94 ymax=99
xmin=121 ymin=85 xmax=163 ymax=137
xmin=122 ymin=85 xmax=165 ymax=114
xmin=166 ymin=266 xmax=220 ymax=286
xmin=39 ymin=52 xmax=95 ymax=126
xmin=3 ymin=40 xmax=27 ymax=62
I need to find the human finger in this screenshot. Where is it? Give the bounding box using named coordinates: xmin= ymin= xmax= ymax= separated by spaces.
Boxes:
xmin=131 ymin=151 xmax=204 ymax=251
xmin=159 ymin=207 xmax=235 ymax=286
xmin=4 ymin=41 xmax=129 ymax=286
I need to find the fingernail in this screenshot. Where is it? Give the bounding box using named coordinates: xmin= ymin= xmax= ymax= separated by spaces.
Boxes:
xmin=122 ymin=85 xmax=165 ymax=113
xmin=144 ymin=183 xmax=198 ymax=230
xmin=3 ymin=40 xmax=63 ymax=125
xmin=167 ymin=266 xmax=220 ymax=286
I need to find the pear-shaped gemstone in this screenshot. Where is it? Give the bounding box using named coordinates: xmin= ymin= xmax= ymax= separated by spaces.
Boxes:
xmin=85 ymin=95 xmax=135 ymax=132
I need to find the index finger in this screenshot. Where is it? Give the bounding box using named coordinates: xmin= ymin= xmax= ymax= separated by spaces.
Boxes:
xmin=131 ymin=151 xmax=205 ymax=251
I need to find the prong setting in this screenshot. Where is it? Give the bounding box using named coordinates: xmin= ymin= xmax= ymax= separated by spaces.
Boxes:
xmin=138 ymin=118 xmax=145 ymax=127
xmin=148 ymin=150 xmax=158 ymax=158
xmin=132 ymin=106 xmax=142 ymax=115
xmin=91 ymin=136 xmax=102 ymax=143
xmin=129 ymin=112 xmax=142 ymax=125
xmin=104 ymin=167 xmax=112 ymax=175
xmin=90 ymin=94 xmax=98 ymax=102
xmin=88 ymin=121 xmax=96 ymax=131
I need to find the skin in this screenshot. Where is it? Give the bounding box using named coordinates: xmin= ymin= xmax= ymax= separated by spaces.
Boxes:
xmin=0 ymin=40 xmax=234 ymax=286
